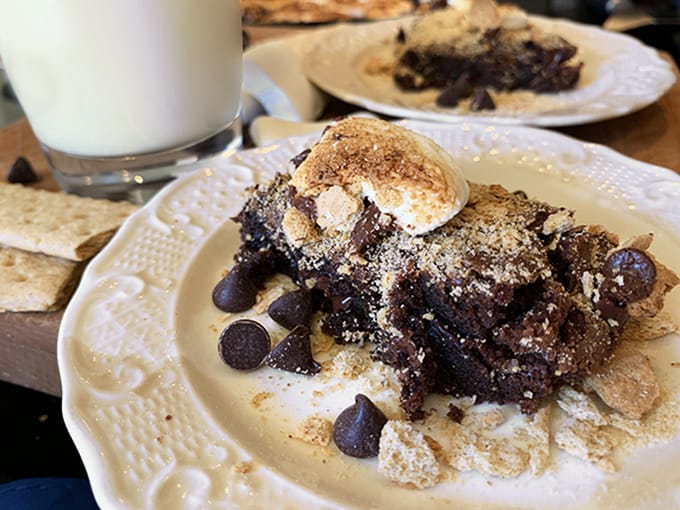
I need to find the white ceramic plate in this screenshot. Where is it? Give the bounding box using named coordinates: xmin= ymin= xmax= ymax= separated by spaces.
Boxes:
xmin=302 ymin=16 xmax=676 ymax=126
xmin=59 ymin=120 xmax=680 ymax=509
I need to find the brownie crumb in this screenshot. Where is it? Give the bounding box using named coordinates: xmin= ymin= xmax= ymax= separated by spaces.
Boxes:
xmin=446 ymin=404 xmax=465 ymax=423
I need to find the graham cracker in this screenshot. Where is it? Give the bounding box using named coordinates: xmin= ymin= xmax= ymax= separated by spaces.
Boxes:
xmin=0 ymin=183 xmax=138 ymax=261
xmin=0 ymin=245 xmax=83 ymax=312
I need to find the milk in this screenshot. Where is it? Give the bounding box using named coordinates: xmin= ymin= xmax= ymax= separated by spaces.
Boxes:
xmin=0 ymin=0 xmax=242 ymax=157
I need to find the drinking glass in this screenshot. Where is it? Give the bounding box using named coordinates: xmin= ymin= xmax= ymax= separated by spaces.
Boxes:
xmin=0 ymin=0 xmax=243 ymax=202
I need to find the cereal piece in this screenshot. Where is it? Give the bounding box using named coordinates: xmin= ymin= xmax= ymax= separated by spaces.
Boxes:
xmin=7 ymin=156 xmax=39 ymax=184
xmin=0 ymin=182 xmax=137 ymax=260
xmin=333 ymin=394 xmax=387 ymax=458
xmin=327 ymin=349 xmax=368 ymax=379
xmin=218 ymin=319 xmax=271 ymax=370
xmin=554 ymin=419 xmax=617 ymax=472
xmin=0 ymin=246 xmax=81 ymax=312
xmin=585 ymin=343 xmax=659 ymax=419
xmin=267 ymin=289 xmax=312 ymax=330
xmin=293 ymin=415 xmax=333 ymax=446
xmin=378 ymin=420 xmax=440 ymax=489
xmin=447 ymin=426 xmax=529 ymax=478
xmin=514 ymin=404 xmax=551 ymax=476
xmin=265 ymin=325 xmax=320 ymax=375
xmin=556 ymin=387 xmax=608 ymax=426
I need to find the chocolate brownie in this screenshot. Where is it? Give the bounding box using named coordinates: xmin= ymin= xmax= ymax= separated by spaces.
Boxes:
xmin=231 ymin=118 xmax=677 ymax=419
xmin=392 ymin=2 xmax=582 ymax=102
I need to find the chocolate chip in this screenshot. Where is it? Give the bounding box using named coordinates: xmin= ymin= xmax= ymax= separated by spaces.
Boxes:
xmin=396 ymin=28 xmax=406 ymax=44
xmin=212 ymin=264 xmax=258 ymax=313
xmin=435 ymin=73 xmax=473 ymax=107
xmin=429 ymin=0 xmax=449 ymax=11
xmin=470 ymin=87 xmax=496 ymax=111
xmin=7 ymin=156 xmax=39 ymax=184
xmin=594 ymin=294 xmax=628 ymax=329
xmin=218 ymin=319 xmax=271 ymax=370
xmin=333 ymin=394 xmax=387 ymax=458
xmin=291 ymin=148 xmax=311 ymax=169
xmin=512 ymin=190 xmax=528 ymax=200
xmin=268 ymin=289 xmax=312 ymax=330
xmin=265 ymin=325 xmax=320 ymax=375
xmin=601 ymin=248 xmax=656 ymax=304
xmin=288 ymin=187 xmax=317 ymax=221
xmin=349 ymin=202 xmax=395 ymax=254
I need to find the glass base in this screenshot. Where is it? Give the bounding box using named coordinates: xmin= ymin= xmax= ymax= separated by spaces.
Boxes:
xmin=44 ymin=119 xmax=242 ymax=204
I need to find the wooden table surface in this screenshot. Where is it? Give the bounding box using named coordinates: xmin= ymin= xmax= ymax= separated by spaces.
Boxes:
xmin=1 ymin=26 xmax=680 ymax=397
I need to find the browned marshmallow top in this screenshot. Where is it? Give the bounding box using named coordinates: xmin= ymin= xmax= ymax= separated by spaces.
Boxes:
xmin=290 ymin=118 xmax=469 ymax=235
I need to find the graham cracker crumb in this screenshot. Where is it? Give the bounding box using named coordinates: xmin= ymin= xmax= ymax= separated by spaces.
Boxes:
xmin=462 ymin=407 xmax=506 ymax=430
xmin=251 ymin=392 xmax=273 ymax=409
xmin=542 ymin=209 xmax=574 ymax=235
xmin=554 ymin=419 xmax=617 ymax=472
xmin=585 ymin=343 xmax=659 ymax=420
xmin=608 ymin=389 xmax=680 ymax=448
xmin=252 ymin=284 xmax=287 ymax=314
xmin=513 ymin=404 xmax=552 ymax=476
xmin=291 ymin=415 xmax=333 ymax=446
xmin=557 ymin=386 xmax=608 ymax=426
xmin=378 ymin=420 xmax=440 ymax=489
xmin=310 ymin=314 xmax=335 ymax=354
xmin=282 ymin=207 xmax=318 ymax=248
xmin=423 ymin=434 xmax=447 ymax=465
xmin=621 ymin=310 xmax=679 ymax=343
xmin=447 ymin=425 xmax=529 ymax=478
xmin=328 ymin=349 xmax=369 ymax=379
xmin=359 ymin=362 xmax=402 ymax=397
xmin=232 ymin=461 xmax=253 ymax=474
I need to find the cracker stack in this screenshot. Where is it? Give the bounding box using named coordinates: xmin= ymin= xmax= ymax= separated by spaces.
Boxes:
xmin=0 ymin=183 xmax=138 ymax=312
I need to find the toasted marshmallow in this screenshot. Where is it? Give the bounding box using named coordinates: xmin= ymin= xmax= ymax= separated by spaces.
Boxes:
xmin=290 ymin=118 xmax=469 ymax=236
xmin=432 ymin=0 xmax=528 ymax=31
xmin=464 ymin=0 xmax=501 ymax=31
xmin=498 ymin=4 xmax=528 ymax=30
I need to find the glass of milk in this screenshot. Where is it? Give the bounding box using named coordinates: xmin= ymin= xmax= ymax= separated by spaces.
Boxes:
xmin=0 ymin=0 xmax=243 ymax=202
